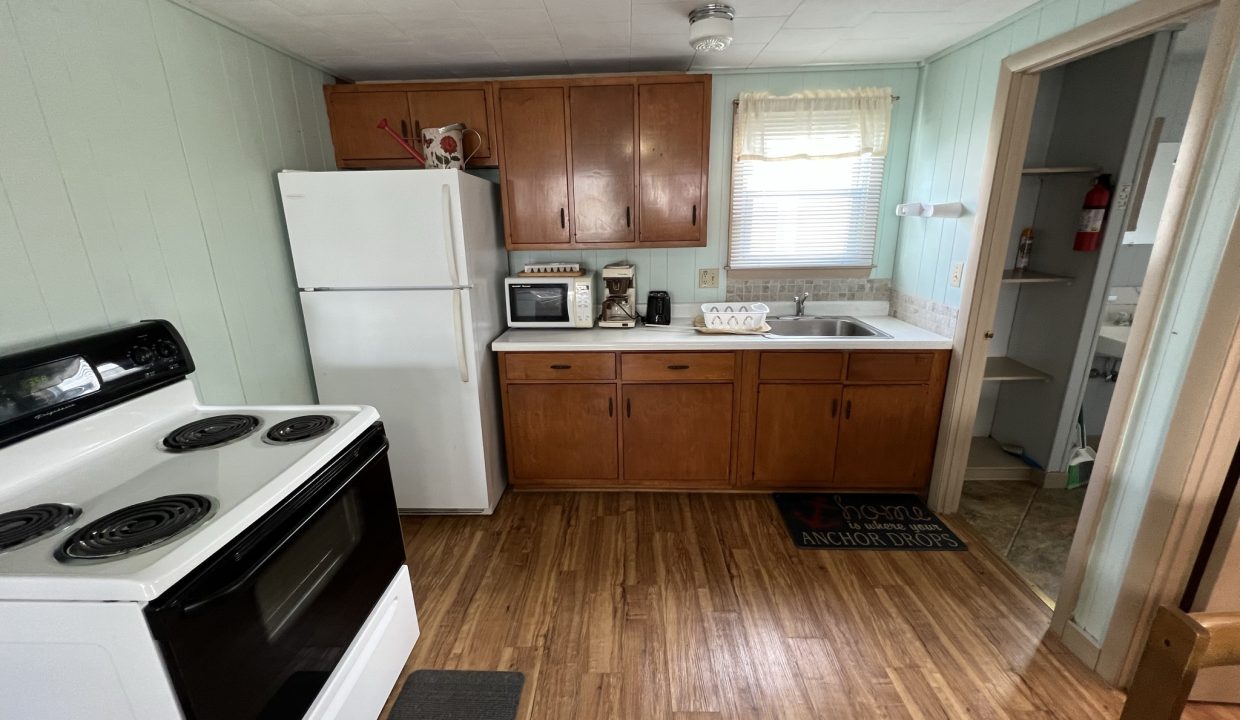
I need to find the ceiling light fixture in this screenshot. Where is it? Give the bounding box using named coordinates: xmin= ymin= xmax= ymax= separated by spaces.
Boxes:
xmin=688 ymin=4 xmax=735 ymax=53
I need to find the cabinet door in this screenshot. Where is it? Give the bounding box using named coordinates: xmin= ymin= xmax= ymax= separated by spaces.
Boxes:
xmin=622 ymin=384 xmax=731 ymax=483
xmin=752 ymin=384 xmax=842 ymax=487
xmin=327 ymin=91 xmax=413 ymax=161
xmin=498 ymin=86 xmax=572 ymax=246
xmin=834 ymin=385 xmax=935 ymax=488
xmin=637 ymin=81 xmax=706 ymax=244
xmin=407 ymin=88 xmax=494 ymax=165
xmin=506 ymin=384 xmax=618 ymax=481
xmin=569 ymin=84 xmax=635 ymax=244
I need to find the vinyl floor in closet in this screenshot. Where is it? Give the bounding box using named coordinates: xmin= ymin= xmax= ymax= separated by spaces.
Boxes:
xmin=382 ymin=492 xmax=1240 ymax=719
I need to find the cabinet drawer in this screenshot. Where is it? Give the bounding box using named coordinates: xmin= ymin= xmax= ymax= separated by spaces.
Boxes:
xmin=846 ymin=352 xmax=935 ymax=382
xmin=505 ymin=352 xmax=616 ymax=380
xmin=621 ymin=352 xmax=735 ymax=381
xmin=759 ymin=352 xmax=844 ymax=381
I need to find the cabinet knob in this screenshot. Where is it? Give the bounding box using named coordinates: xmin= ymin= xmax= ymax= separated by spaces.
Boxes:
xmin=550 ymin=364 xmax=572 ymax=370
xmin=667 ymin=364 xmax=689 ymax=370
xmin=984 ymin=331 xmax=995 ymax=339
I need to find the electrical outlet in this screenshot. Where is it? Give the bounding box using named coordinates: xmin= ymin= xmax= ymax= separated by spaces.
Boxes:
xmin=698 ymin=268 xmax=719 ymax=289
xmin=950 ymin=262 xmax=965 ymax=288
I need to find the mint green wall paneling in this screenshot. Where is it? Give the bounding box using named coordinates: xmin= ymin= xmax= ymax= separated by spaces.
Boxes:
xmin=1038 ymin=0 xmax=1081 ymax=42
xmin=1075 ymin=0 xmax=1107 ymax=24
xmin=0 ymin=3 xmax=109 ymax=338
xmin=0 ymin=0 xmax=333 ymax=404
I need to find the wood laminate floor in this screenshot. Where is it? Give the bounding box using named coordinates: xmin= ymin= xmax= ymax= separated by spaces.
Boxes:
xmin=382 ymin=492 xmax=1240 ymax=719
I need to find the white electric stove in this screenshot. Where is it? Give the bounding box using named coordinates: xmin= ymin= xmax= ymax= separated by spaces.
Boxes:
xmin=0 ymin=320 xmax=419 ymax=720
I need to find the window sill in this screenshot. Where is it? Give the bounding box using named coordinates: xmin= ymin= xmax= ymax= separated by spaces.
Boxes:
xmin=726 ymin=267 xmax=875 ymax=280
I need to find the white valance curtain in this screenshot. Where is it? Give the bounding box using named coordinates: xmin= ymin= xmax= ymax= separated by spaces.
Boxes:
xmin=733 ymin=87 xmax=893 ymax=161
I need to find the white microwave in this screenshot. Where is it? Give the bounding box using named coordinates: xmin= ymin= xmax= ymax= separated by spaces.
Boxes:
xmin=504 ymin=275 xmax=595 ymax=328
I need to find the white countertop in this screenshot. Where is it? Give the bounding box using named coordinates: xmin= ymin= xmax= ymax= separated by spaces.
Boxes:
xmin=492 ymin=314 xmax=951 ymax=352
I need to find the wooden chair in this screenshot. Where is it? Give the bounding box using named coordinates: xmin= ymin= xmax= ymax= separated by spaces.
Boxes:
xmin=1119 ymin=606 xmax=1240 ymax=720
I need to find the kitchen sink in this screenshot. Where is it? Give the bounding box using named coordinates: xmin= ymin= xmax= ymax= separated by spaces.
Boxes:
xmin=765 ymin=316 xmax=892 ymax=338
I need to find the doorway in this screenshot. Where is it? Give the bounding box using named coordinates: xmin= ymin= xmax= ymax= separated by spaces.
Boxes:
xmin=955 ymin=17 xmax=1212 ymax=605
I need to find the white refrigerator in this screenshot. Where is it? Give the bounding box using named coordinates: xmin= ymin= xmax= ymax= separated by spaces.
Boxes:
xmin=278 ymin=169 xmax=507 ymax=513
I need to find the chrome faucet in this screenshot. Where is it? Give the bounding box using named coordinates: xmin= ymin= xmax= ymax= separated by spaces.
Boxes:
xmin=794 ymin=292 xmax=810 ymax=317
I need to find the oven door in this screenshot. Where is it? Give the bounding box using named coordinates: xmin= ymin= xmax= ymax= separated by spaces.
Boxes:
xmin=506 ymin=281 xmax=572 ymax=327
xmin=145 ymin=424 xmax=407 ymax=720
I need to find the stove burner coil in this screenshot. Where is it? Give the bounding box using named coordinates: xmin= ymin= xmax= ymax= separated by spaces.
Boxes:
xmin=162 ymin=415 xmax=260 ymax=451
xmin=0 ymin=503 xmax=81 ymax=553
xmin=265 ymin=415 xmax=335 ymax=444
xmin=56 ymin=494 xmax=214 ymax=562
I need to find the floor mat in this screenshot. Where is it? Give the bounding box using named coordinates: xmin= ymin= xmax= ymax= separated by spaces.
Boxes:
xmin=389 ymin=670 xmax=524 ymax=720
xmin=773 ymin=492 xmax=966 ymax=551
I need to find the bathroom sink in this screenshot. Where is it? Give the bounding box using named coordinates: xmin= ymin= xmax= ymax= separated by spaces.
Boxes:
xmin=1096 ymin=325 xmax=1131 ymax=357
xmin=765 ymin=316 xmax=892 ymax=338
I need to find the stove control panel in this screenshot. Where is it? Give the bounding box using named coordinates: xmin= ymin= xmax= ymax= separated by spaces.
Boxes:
xmin=0 ymin=319 xmax=194 ymax=448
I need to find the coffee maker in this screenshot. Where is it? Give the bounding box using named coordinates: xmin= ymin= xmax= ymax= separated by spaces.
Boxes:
xmin=599 ymin=263 xmax=637 ymax=328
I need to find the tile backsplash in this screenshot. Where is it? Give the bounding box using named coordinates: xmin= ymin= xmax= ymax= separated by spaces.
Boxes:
xmin=726 ymin=278 xmax=892 ymax=303
xmin=891 ymin=290 xmax=959 ymax=337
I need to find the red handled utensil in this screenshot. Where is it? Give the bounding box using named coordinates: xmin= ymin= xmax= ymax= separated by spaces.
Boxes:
xmin=376 ymin=118 xmax=426 ymax=165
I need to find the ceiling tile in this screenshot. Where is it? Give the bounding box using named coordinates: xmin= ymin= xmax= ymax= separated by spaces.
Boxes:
xmin=467 ymin=9 xmax=557 ymax=39
xmin=729 ymin=0 xmax=807 ymax=18
xmin=730 ymin=16 xmax=786 ymax=44
xmin=453 ymin=0 xmax=544 ymax=9
xmin=631 ymin=3 xmax=686 ymax=35
xmin=631 ymin=33 xmax=688 ymax=53
xmin=554 ymin=20 xmax=632 ymax=51
xmin=844 ymin=11 xmax=954 ymax=38
xmin=270 ymin=0 xmax=375 ymax=15
xmin=301 ymin=13 xmax=408 ymax=42
xmin=544 ymin=0 xmax=634 ymax=22
xmin=783 ymin=0 xmax=871 ymax=29
xmin=872 ymin=0 xmax=968 ymax=11
xmin=764 ymin=27 xmax=847 ymax=52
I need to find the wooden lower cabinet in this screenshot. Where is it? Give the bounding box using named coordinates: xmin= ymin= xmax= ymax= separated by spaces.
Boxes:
xmin=752 ymin=384 xmax=842 ymax=487
xmin=834 ymin=384 xmax=937 ymax=488
xmin=504 ymin=383 xmax=617 ymax=482
xmin=622 ymin=383 xmax=732 ymax=485
xmin=499 ymin=349 xmax=948 ymax=491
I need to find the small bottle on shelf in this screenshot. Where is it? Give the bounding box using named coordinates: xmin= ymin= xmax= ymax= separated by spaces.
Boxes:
xmin=1015 ymin=227 xmax=1034 ymax=272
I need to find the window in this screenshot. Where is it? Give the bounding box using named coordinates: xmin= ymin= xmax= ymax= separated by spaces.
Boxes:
xmin=728 ymin=88 xmax=893 ymax=272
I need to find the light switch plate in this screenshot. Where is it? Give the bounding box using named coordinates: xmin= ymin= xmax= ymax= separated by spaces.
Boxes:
xmin=950 ymin=262 xmax=964 ymax=288
xmin=698 ymin=268 xmax=719 ymax=289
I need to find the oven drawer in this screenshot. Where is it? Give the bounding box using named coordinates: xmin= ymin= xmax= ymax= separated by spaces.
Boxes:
xmin=621 ymin=352 xmax=736 ymax=381
xmin=505 ymin=352 xmax=616 ymax=380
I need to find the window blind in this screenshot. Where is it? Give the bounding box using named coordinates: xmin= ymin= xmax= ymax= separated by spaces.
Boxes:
xmin=728 ymin=88 xmax=892 ymax=271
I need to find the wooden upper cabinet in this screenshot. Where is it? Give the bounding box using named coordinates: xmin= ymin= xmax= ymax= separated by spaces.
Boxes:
xmin=637 ymin=79 xmax=709 ymax=245
xmin=325 ymin=91 xmax=413 ymax=161
xmin=496 ymin=85 xmax=572 ymax=246
xmin=569 ymin=84 xmax=635 ymax=244
xmin=407 ymin=87 xmax=494 ymax=164
xmin=323 ymin=82 xmax=496 ymax=169
xmin=495 ymin=74 xmax=710 ymax=250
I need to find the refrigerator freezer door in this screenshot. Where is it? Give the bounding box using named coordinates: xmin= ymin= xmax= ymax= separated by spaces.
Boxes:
xmin=279 ymin=170 xmax=467 ymax=289
xmin=299 ymin=288 xmax=494 ymax=512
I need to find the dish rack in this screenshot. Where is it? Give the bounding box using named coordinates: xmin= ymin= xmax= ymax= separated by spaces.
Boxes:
xmin=700 ymin=302 xmax=769 ymax=330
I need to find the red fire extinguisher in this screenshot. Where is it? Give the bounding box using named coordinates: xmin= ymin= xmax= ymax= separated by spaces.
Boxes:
xmin=1074 ymin=174 xmax=1112 ymax=252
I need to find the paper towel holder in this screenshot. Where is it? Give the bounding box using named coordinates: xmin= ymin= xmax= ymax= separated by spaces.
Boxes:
xmin=896 ymin=201 xmax=965 ymax=218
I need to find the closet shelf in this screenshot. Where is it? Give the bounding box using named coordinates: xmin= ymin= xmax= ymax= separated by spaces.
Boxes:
xmin=1021 ymin=166 xmax=1100 ymax=175
xmin=983 ymin=356 xmax=1052 ymax=382
xmin=1002 ymin=269 xmax=1073 ymax=284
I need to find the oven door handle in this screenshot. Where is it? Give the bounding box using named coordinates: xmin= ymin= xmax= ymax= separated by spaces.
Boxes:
xmin=178 ymin=444 xmax=381 ymax=616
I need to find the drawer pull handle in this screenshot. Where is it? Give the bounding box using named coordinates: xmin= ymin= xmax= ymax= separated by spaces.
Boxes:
xmin=550 ymin=364 xmax=572 ymax=370
xmin=845 ymin=400 xmax=852 ymax=420
xmin=691 ymin=204 xmax=697 ymax=226
xmin=608 ymin=397 xmax=614 ymax=417
xmin=667 ymin=364 xmax=690 ymax=370
xmin=560 ymin=207 xmax=566 ymax=229
xmin=626 ymin=398 xmax=631 ymax=418
xmin=626 ymin=206 xmax=631 ymax=228
xmin=831 ymin=399 xmax=838 ymax=418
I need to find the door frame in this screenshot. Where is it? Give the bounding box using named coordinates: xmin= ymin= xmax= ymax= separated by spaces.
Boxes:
xmin=927 ymin=0 xmax=1240 ymax=685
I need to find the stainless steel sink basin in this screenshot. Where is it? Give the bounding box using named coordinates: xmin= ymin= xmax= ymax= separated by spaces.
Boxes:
xmin=765 ymin=316 xmax=892 ymax=338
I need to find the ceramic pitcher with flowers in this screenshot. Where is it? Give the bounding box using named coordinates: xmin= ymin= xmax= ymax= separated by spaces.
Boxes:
xmin=420 ymin=123 xmax=481 ymax=169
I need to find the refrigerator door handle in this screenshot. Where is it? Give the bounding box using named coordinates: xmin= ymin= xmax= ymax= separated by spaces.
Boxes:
xmin=442 ymin=184 xmax=461 ymax=287
xmin=452 ymin=288 xmax=470 ymax=384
